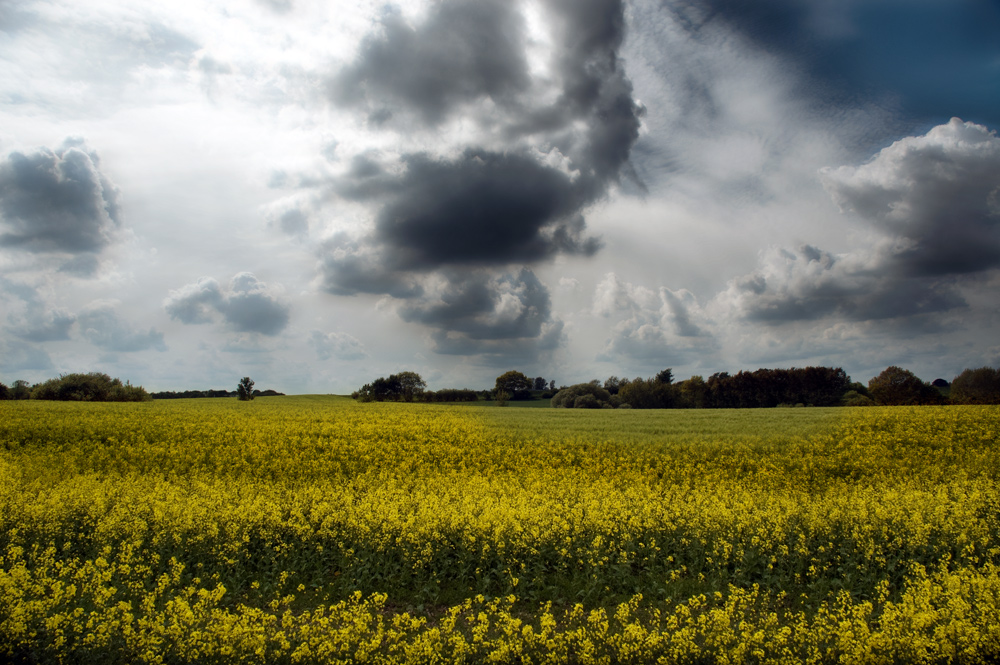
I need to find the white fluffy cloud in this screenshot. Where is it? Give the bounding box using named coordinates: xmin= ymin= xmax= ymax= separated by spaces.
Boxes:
xmin=593 ymin=273 xmax=717 ymax=366
xmin=164 ymin=273 xmax=290 ymax=336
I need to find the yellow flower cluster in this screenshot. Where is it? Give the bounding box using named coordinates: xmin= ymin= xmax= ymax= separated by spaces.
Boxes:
xmin=0 ymin=398 xmax=997 ymax=663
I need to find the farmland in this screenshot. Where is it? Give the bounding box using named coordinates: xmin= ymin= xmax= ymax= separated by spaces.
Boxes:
xmin=0 ymin=398 xmax=998 ymax=663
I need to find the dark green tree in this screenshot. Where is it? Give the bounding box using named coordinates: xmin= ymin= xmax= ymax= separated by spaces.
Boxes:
xmin=395 ymin=371 xmax=427 ymax=402
xmin=237 ymin=377 xmax=255 ymax=401
xmin=950 ymin=367 xmax=1000 ymax=404
xmin=868 ymin=366 xmax=941 ymax=406
xmin=494 ymin=370 xmax=533 ymax=401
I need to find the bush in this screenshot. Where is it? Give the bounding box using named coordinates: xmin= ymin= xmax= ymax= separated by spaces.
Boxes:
xmin=29 ymin=373 xmax=150 ymax=402
xmin=551 ymin=383 xmax=613 ymax=408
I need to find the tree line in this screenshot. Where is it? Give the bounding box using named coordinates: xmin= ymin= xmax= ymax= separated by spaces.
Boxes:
xmin=351 ymin=364 xmax=1000 ymax=408
xmin=0 ymin=373 xmax=150 ymax=402
xmin=0 ymin=373 xmax=285 ymax=402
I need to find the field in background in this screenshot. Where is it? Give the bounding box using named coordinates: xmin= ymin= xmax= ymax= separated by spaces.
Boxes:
xmin=0 ymin=397 xmax=998 ymax=663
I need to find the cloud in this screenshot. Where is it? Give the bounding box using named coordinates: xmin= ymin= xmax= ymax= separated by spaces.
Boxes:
xmin=77 ymin=301 xmax=166 ymax=352
xmin=0 ymin=277 xmax=75 ymax=341
xmin=0 ymin=339 xmax=53 ymax=373
xmin=593 ymin=273 xmax=717 ymax=365
xmin=820 ymin=117 xmax=1000 ymax=277
xmin=330 ymin=0 xmax=531 ymax=127
xmin=332 ymin=150 xmax=599 ymax=274
xmin=391 ymin=267 xmax=566 ymax=360
xmin=309 ymin=331 xmax=366 ymax=361
xmin=718 ymin=244 xmax=968 ymax=325
xmin=0 ymin=139 xmax=122 ymax=272
xmin=313 ymin=0 xmax=644 ymax=361
xmin=718 ymin=119 xmax=1000 ymax=330
xmin=164 ymin=272 xmax=291 ymax=336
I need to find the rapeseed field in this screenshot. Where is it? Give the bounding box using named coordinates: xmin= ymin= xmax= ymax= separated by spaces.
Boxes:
xmin=0 ymin=397 xmax=997 ymax=663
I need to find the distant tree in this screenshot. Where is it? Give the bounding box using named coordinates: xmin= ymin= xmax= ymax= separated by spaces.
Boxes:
xmin=618 ymin=377 xmax=674 ymax=409
xmin=494 ymin=370 xmax=533 ymax=401
xmin=533 ymin=376 xmax=547 ymax=391
xmin=494 ymin=390 xmax=511 ymax=407
xmin=548 ymin=379 xmax=555 ymax=391
xmin=11 ymin=380 xmax=31 ymax=400
xmin=603 ymin=376 xmax=623 ymax=395
xmin=655 ymin=368 xmax=674 ymax=385
xmin=0 ymin=382 xmax=8 ymax=400
xmin=237 ymin=377 xmax=255 ymax=401
xmin=868 ymin=366 xmax=941 ymax=406
xmin=395 ymin=371 xmax=427 ymax=402
xmin=675 ymin=375 xmax=709 ymax=409
xmin=950 ymin=367 xmax=1000 ymax=405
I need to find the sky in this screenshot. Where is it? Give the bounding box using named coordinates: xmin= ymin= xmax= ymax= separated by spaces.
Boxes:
xmin=1 ymin=0 xmax=999 ymax=394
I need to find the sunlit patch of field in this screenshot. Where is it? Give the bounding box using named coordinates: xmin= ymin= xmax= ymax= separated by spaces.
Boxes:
xmin=0 ymin=398 xmax=998 ymax=663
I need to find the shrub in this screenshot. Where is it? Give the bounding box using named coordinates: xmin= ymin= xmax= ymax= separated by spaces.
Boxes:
xmin=552 ymin=383 xmax=612 ymax=408
xmin=29 ymin=373 xmax=150 ymax=402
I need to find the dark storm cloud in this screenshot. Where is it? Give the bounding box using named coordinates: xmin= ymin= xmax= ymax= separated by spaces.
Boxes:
xmin=321 ymin=0 xmax=642 ymax=334
xmin=335 ymin=151 xmax=599 ymax=271
xmin=0 ymin=140 xmax=122 ymax=263
xmin=77 ymin=302 xmax=166 ymax=353
xmin=330 ymin=0 xmax=531 ymax=126
xmin=164 ymin=273 xmax=291 ymax=336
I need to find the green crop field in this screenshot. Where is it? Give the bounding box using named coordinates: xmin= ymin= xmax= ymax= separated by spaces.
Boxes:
xmin=0 ymin=398 xmax=998 ymax=663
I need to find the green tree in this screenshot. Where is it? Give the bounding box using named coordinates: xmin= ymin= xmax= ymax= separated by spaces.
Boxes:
xmin=494 ymin=370 xmax=532 ymax=401
xmin=950 ymin=367 xmax=1000 ymax=404
xmin=237 ymin=377 xmax=255 ymax=401
xmin=868 ymin=366 xmax=941 ymax=406
xmin=11 ymin=380 xmax=30 ymax=400
xmin=395 ymin=371 xmax=427 ymax=402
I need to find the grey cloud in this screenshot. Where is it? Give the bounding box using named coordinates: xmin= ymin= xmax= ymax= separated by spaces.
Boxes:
xmin=163 ymin=278 xmax=224 ymax=324
xmin=385 ymin=267 xmax=567 ymax=360
xmin=310 ymin=331 xmax=367 ymax=361
xmin=399 ymin=268 xmax=552 ymax=341
xmin=330 ymin=0 xmax=531 ymax=126
xmin=320 ymin=0 xmax=641 ymax=311
xmin=165 ymin=273 xmax=291 ymax=336
xmin=334 ymin=151 xmax=599 ymax=274
xmin=721 ymin=244 xmax=967 ymax=325
xmin=316 ymin=234 xmax=424 ymax=299
xmin=0 ymin=277 xmax=75 ymax=342
xmin=10 ymin=307 xmax=75 ymax=342
xmin=0 ymin=339 xmax=53 ymax=373
xmin=722 ymin=120 xmax=1000 ymax=330
xmin=0 ymin=140 xmax=122 ymax=266
xmin=78 ymin=302 xmax=166 ymax=352
xmin=430 ymin=320 xmax=566 ymax=365
xmin=821 ymin=118 xmax=1000 ymax=277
